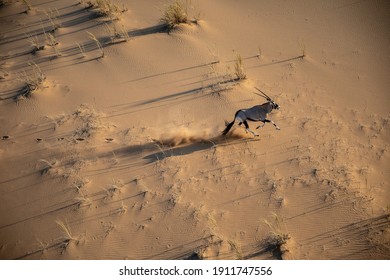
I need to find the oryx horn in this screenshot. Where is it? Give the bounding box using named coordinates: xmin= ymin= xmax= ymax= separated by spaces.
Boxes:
xmin=254 ymin=87 xmax=272 ymax=101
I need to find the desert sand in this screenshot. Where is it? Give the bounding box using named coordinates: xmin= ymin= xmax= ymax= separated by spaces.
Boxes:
xmin=0 ymin=0 xmax=389 ymax=260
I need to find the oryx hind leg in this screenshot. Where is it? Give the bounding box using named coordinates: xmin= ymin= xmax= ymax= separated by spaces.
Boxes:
xmin=244 ymin=121 xmax=259 ymax=137
xmin=256 ymin=121 xmax=266 ymax=129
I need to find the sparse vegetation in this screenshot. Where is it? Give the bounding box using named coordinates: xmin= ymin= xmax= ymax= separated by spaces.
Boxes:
xmin=73 ymin=177 xmax=90 ymax=192
xmin=46 ymin=33 xmax=62 ymax=56
xmin=87 ymin=31 xmax=104 ymax=58
xmin=26 ymin=34 xmax=44 ymax=54
xmin=256 ymin=46 xmax=262 ymax=59
xmin=72 ymin=104 xmax=106 ymax=138
xmin=203 ymin=62 xmax=236 ymax=95
xmin=162 ymin=0 xmax=188 ymax=26
xmin=110 ymin=178 xmax=124 ymax=191
xmin=17 ymin=62 xmax=46 ymax=98
xmin=46 ymin=32 xmax=58 ymax=47
xmin=299 ymin=41 xmax=306 ymax=58
xmin=21 ymin=0 xmax=32 ymax=11
xmin=37 ymin=159 xmax=55 ymax=175
xmin=102 ymin=222 xmax=115 ymax=237
xmin=161 ymin=0 xmax=200 ymax=32
xmin=53 ymin=44 xmax=62 ymax=57
xmin=56 ymin=220 xmax=79 ymax=247
xmin=0 ymin=62 xmax=8 ymax=80
xmin=233 ymin=54 xmax=247 ymax=80
xmin=75 ymin=192 xmax=92 ymax=208
xmin=263 ymin=232 xmax=290 ymax=258
xmin=301 ymin=46 xmax=306 ymax=58
xmin=105 ymin=22 xmax=129 ymax=43
xmin=88 ymin=0 xmax=126 ymax=20
xmin=102 ymin=179 xmax=124 ymax=199
xmin=154 ymin=142 xmax=167 ymax=160
xmin=263 ymin=213 xmax=291 ymax=259
xmin=228 ymin=240 xmax=243 ymax=260
xmin=114 ymin=201 xmax=127 ymax=215
xmin=0 ymin=0 xmax=10 ymax=7
xmin=45 ymin=8 xmax=61 ymax=31
xmin=197 ymin=54 xmax=249 ymax=96
xmin=35 ymin=239 xmax=49 ymax=254
xmin=76 ymin=42 xmax=86 ymax=57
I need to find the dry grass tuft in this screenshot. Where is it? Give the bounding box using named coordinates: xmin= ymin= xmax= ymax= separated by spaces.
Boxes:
xmin=45 ymin=32 xmax=58 ymax=47
xmin=263 ymin=232 xmax=290 ymax=259
xmin=233 ymin=54 xmax=247 ymax=80
xmin=75 ymin=192 xmax=92 ymax=208
xmin=161 ymin=0 xmax=190 ymax=31
xmin=262 ymin=213 xmax=291 ymax=259
xmin=37 ymin=159 xmax=56 ymax=175
xmin=45 ymin=8 xmax=61 ymax=31
xmin=72 ymin=104 xmax=107 ymax=138
xmin=0 ymin=0 xmax=11 ymax=7
xmin=76 ymin=42 xmax=86 ymax=57
xmin=0 ymin=60 xmax=8 ymax=80
xmin=105 ymin=22 xmax=129 ymax=43
xmin=228 ymin=240 xmax=243 ymax=260
xmin=101 ymin=179 xmax=123 ymax=199
xmin=87 ymin=31 xmax=104 ymax=58
xmin=73 ymin=177 xmax=90 ymax=192
xmin=21 ymin=0 xmax=32 ymax=11
xmin=17 ymin=63 xmax=46 ymax=98
xmin=114 ymin=201 xmax=127 ymax=215
xmin=88 ymin=0 xmax=126 ymax=20
xmin=56 ymin=220 xmax=79 ymax=246
xmin=35 ymin=239 xmax=49 ymax=254
xmin=45 ymin=33 xmax=61 ymax=56
xmin=264 ymin=232 xmax=290 ymax=250
xmin=26 ymin=34 xmax=45 ymax=54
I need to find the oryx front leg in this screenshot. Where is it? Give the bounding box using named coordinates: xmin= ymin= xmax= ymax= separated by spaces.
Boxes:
xmin=263 ymin=119 xmax=280 ymax=130
xmin=271 ymin=120 xmax=280 ymax=130
xmin=269 ymin=119 xmax=280 ymax=130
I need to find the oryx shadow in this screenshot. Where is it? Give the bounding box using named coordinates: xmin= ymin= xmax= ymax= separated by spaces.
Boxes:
xmin=143 ymin=135 xmax=259 ymax=162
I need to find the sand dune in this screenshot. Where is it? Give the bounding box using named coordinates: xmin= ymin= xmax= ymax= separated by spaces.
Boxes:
xmin=0 ymin=0 xmax=389 ymax=260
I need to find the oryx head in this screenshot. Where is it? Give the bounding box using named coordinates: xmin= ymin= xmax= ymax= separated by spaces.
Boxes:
xmin=255 ymin=87 xmax=280 ymax=110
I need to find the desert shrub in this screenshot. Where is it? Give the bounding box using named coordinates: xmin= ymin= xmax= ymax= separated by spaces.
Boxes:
xmin=17 ymin=63 xmax=46 ymax=98
xmin=161 ymin=0 xmax=189 ymax=31
xmin=234 ymin=54 xmax=247 ymax=80
xmin=83 ymin=0 xmax=126 ymax=20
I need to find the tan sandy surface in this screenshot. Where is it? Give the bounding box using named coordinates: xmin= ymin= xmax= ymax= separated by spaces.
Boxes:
xmin=0 ymin=0 xmax=389 ymax=260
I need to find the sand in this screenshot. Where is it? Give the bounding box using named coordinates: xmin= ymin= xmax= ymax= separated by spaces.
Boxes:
xmin=0 ymin=0 xmax=389 ymax=260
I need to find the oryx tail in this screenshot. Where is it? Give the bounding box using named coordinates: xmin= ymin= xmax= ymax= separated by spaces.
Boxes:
xmin=222 ymin=119 xmax=235 ymax=135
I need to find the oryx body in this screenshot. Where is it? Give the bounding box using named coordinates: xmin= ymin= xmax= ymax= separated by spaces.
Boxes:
xmin=222 ymin=88 xmax=280 ymax=137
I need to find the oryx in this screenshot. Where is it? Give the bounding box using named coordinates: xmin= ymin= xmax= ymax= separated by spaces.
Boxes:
xmin=222 ymin=87 xmax=280 ymax=137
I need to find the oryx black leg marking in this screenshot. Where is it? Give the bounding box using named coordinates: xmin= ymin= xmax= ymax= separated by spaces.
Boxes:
xmin=264 ymin=119 xmax=280 ymax=130
xmin=243 ymin=121 xmax=258 ymax=136
xmin=256 ymin=121 xmax=266 ymax=129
